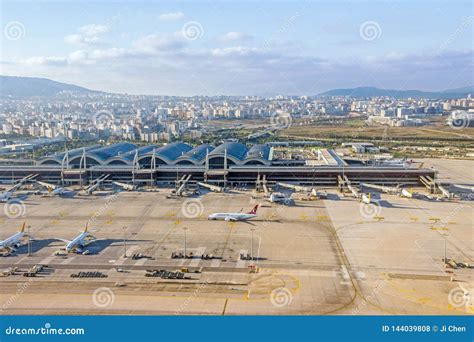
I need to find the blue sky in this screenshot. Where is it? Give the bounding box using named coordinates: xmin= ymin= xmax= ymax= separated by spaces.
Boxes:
xmin=1 ymin=0 xmax=472 ymax=95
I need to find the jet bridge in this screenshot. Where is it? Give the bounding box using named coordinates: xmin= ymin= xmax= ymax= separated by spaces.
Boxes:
xmin=175 ymin=174 xmax=192 ymax=196
xmin=83 ymin=174 xmax=110 ymax=195
xmin=197 ymin=182 xmax=225 ymax=193
xmin=420 ymin=175 xmax=453 ymax=199
xmin=338 ymin=175 xmax=360 ymax=198
xmin=255 ymin=175 xmax=270 ymax=196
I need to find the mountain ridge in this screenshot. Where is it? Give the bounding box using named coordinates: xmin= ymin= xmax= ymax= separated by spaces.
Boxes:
xmin=0 ymin=75 xmax=101 ymax=97
xmin=318 ymin=86 xmax=473 ymax=98
xmin=1 ymin=75 xmax=472 ymax=99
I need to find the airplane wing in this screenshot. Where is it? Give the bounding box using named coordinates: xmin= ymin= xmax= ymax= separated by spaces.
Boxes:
xmin=8 ymin=184 xmax=22 ymax=193
xmin=37 ymin=181 xmax=57 ymax=190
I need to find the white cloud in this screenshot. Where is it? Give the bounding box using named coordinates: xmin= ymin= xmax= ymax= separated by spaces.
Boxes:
xmin=159 ymin=12 xmax=185 ymax=21
xmin=211 ymin=46 xmax=262 ymax=57
xmin=13 ymin=22 xmax=473 ymax=96
xmin=132 ymin=33 xmax=186 ymax=54
xmin=23 ymin=56 xmax=67 ymax=66
xmin=218 ymin=32 xmax=252 ymax=43
xmin=89 ymin=48 xmax=128 ymax=60
xmin=64 ymin=24 xmax=109 ymax=46
xmin=79 ymin=24 xmax=109 ymax=36
xmin=67 ymin=50 xmax=95 ymax=65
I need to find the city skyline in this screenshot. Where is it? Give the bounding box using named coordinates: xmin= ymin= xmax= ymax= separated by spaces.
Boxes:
xmin=1 ymin=0 xmax=473 ymax=96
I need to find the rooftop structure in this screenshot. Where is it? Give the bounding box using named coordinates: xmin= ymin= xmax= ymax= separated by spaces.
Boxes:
xmin=37 ymin=142 xmax=274 ymax=168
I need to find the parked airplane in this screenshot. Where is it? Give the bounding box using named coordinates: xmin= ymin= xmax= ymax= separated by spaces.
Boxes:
xmin=0 ymin=223 xmax=27 ymax=255
xmin=208 ymin=205 xmax=259 ymax=221
xmin=0 ymin=191 xmax=13 ymax=202
xmin=361 ymin=183 xmax=413 ymax=198
xmin=37 ymin=181 xmax=66 ymax=196
xmin=113 ymin=181 xmax=136 ymax=191
xmin=361 ymin=192 xmax=376 ymax=204
xmin=0 ymin=178 xmax=31 ymax=202
xmin=267 ymin=192 xmax=294 ymax=205
xmin=56 ymin=224 xmax=95 ymax=255
xmin=400 ymin=188 xmax=413 ymax=198
xmin=277 ymin=182 xmax=310 ymax=192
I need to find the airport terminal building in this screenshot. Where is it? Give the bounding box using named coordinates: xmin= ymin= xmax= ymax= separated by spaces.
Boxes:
xmin=0 ymin=141 xmax=436 ymax=186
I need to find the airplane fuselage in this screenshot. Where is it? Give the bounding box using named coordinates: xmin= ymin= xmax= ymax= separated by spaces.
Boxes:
xmin=65 ymin=232 xmax=91 ymax=252
xmin=0 ymin=192 xmax=12 ymax=202
xmin=361 ymin=193 xmax=375 ymax=204
xmin=208 ymin=213 xmax=256 ymax=221
xmin=49 ymin=188 xmax=65 ymax=196
xmin=0 ymin=232 xmax=25 ymax=251
xmin=269 ymin=193 xmax=287 ymax=203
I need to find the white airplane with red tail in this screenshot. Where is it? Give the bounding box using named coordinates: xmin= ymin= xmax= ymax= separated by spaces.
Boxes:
xmin=208 ymin=205 xmax=259 ymax=221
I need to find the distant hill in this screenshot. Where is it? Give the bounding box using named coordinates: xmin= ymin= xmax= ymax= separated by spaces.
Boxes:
xmin=0 ymin=75 xmax=101 ymax=97
xmin=318 ymin=86 xmax=472 ymax=98
xmin=442 ymin=86 xmax=474 ymax=94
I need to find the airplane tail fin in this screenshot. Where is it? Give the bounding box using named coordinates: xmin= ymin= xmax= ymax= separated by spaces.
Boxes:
xmin=20 ymin=222 xmax=26 ymax=233
xmin=247 ymin=204 xmax=259 ymax=215
xmin=84 ymin=223 xmax=89 ymax=233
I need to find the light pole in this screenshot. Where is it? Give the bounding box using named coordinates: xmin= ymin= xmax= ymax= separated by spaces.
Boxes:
xmin=183 ymin=227 xmax=187 ymax=257
xmin=250 ymin=228 xmax=255 ymax=261
xmin=123 ymin=226 xmax=127 ymax=258
xmin=27 ymin=225 xmax=32 ymax=257
xmin=443 ymin=234 xmax=447 ymax=264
